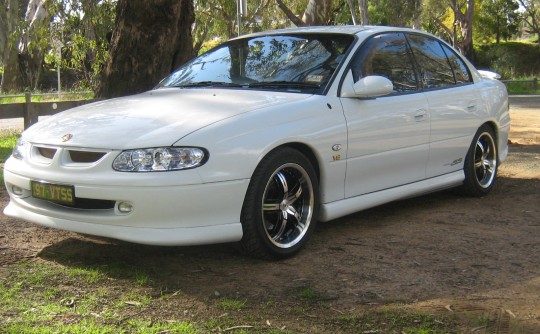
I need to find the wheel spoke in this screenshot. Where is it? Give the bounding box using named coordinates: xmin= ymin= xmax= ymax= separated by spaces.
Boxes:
xmin=272 ymin=215 xmax=288 ymax=241
xmin=287 ymin=206 xmax=302 ymax=224
xmin=275 ymin=172 xmax=288 ymax=194
xmin=263 ymin=201 xmax=280 ymax=211
xmin=286 ymin=182 xmax=303 ymax=204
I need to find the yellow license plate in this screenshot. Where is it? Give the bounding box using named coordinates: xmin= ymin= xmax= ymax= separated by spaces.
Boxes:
xmin=31 ymin=181 xmax=75 ymax=205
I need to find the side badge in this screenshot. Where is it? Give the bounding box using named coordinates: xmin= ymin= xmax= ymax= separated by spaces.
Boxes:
xmin=332 ymin=144 xmax=342 ymax=161
xmin=61 ymin=134 xmax=73 ymax=142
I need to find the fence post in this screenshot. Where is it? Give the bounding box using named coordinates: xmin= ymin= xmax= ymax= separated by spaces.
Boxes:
xmin=23 ymin=92 xmax=38 ymax=129
xmin=533 ymin=78 xmax=538 ymax=91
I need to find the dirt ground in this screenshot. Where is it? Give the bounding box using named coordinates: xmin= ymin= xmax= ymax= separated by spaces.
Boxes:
xmin=1 ymin=101 xmax=539 ymax=333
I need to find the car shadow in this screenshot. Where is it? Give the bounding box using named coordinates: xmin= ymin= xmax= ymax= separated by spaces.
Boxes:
xmin=37 ymin=175 xmax=540 ymax=308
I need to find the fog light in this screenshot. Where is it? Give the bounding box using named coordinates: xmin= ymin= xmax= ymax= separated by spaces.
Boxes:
xmin=12 ymin=186 xmax=24 ymax=196
xmin=117 ymin=202 xmax=133 ymax=213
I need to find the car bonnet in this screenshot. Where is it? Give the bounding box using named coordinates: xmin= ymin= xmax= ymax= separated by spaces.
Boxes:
xmin=22 ymin=88 xmax=311 ymax=149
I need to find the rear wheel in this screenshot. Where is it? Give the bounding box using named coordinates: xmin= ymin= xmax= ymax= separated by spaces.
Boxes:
xmin=461 ymin=125 xmax=498 ymax=196
xmin=239 ymin=147 xmax=319 ymax=259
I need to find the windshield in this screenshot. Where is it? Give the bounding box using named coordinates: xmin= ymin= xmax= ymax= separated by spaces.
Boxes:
xmin=158 ymin=33 xmax=355 ymax=93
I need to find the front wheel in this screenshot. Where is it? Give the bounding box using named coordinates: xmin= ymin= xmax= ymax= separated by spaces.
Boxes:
xmin=238 ymin=147 xmax=319 ymax=259
xmin=460 ymin=125 xmax=498 ymax=196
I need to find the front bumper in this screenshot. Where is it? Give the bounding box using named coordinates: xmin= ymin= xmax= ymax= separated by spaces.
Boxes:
xmin=4 ymin=168 xmax=248 ymax=246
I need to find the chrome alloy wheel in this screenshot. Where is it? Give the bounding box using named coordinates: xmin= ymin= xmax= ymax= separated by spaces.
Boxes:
xmin=474 ymin=132 xmax=497 ymax=188
xmin=261 ymin=163 xmax=314 ymax=249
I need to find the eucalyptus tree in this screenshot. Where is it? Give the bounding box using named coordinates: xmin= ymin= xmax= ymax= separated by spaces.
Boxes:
xmin=476 ymin=0 xmax=520 ymax=44
xmin=423 ymin=0 xmax=476 ymax=59
xmin=518 ymin=0 xmax=540 ymax=42
xmin=0 ymin=0 xmax=26 ymax=92
xmin=51 ymin=0 xmax=117 ymax=90
xmin=97 ymin=0 xmax=195 ymax=98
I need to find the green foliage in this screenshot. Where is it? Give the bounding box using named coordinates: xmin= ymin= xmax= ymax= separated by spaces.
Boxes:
xmin=47 ymin=0 xmax=117 ymax=91
xmin=368 ymin=0 xmax=422 ymax=27
xmin=475 ymin=41 xmax=540 ymax=78
xmin=0 ymin=130 xmax=19 ymax=184
xmin=475 ymin=0 xmax=521 ymax=44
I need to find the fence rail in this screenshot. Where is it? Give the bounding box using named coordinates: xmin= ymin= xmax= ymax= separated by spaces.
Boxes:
xmin=501 ymin=78 xmax=538 ymax=90
xmin=0 ymin=92 xmax=95 ymax=129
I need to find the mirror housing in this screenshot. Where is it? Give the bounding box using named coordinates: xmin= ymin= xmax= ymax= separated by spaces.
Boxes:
xmin=341 ymin=75 xmax=393 ymax=98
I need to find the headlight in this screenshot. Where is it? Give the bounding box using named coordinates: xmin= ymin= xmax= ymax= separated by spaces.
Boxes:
xmin=112 ymin=147 xmax=207 ymax=172
xmin=12 ymin=138 xmax=29 ymax=160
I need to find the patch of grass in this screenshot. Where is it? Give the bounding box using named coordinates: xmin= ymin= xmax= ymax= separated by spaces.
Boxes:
xmin=0 ymin=262 xmax=200 ymax=333
xmin=216 ymin=298 xmax=247 ymax=311
xmin=0 ymin=130 xmax=19 ymax=184
xmin=0 ymin=130 xmax=19 ymax=162
xmin=298 ymin=287 xmax=319 ymax=300
xmin=65 ymin=267 xmax=104 ymax=284
xmin=334 ymin=309 xmax=457 ymax=334
xmin=0 ymin=91 xmax=94 ymax=104
xmin=135 ymin=271 xmax=150 ymax=286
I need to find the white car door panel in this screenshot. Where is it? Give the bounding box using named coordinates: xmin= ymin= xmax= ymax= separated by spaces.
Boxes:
xmin=341 ymin=93 xmax=430 ymax=197
xmin=424 ymin=86 xmax=481 ymax=177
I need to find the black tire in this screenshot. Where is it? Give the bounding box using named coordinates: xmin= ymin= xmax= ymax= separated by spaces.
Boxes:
xmin=460 ymin=125 xmax=498 ymax=197
xmin=238 ymin=147 xmax=319 ymax=260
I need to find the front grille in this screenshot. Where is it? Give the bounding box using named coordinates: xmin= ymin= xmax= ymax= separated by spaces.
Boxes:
xmin=37 ymin=147 xmax=57 ymax=159
xmin=68 ymin=150 xmax=107 ymax=163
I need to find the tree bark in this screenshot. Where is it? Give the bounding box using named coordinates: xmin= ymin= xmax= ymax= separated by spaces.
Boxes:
xmin=0 ymin=0 xmax=23 ymax=92
xmin=455 ymin=0 xmax=475 ymax=59
xmin=276 ymin=0 xmax=305 ymax=27
xmin=518 ymin=0 xmax=540 ymax=44
xmin=302 ymin=0 xmax=333 ymax=25
xmin=347 ymin=0 xmax=358 ymax=25
xmin=19 ymin=0 xmax=50 ymax=89
xmin=97 ymin=0 xmax=195 ymax=98
xmin=359 ymin=0 xmax=368 ymax=25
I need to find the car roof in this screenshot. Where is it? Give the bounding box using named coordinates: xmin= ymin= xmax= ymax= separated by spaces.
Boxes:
xmin=238 ymin=25 xmax=423 ymax=39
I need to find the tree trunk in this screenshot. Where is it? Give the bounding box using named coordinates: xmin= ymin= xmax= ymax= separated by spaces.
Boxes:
xmin=97 ymin=0 xmax=194 ymax=98
xmin=0 ymin=0 xmax=23 ymax=92
xmin=302 ymin=0 xmax=333 ymax=25
xmin=19 ymin=0 xmax=50 ymax=89
xmin=459 ymin=0 xmax=475 ymax=60
xmin=358 ymin=0 xmax=368 ymax=25
xmin=347 ymin=0 xmax=358 ymax=25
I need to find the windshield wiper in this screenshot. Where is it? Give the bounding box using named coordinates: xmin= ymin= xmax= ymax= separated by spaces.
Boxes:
xmin=248 ymin=81 xmax=321 ymax=90
xmin=174 ymin=81 xmax=244 ymax=88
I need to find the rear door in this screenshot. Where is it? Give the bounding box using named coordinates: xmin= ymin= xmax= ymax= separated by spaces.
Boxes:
xmin=405 ymin=33 xmax=479 ymax=178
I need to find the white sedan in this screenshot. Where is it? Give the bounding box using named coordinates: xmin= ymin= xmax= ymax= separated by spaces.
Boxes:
xmin=4 ymin=26 xmax=510 ymax=259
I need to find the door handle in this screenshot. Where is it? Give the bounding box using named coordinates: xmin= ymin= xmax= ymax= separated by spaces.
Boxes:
xmin=414 ymin=109 xmax=427 ymax=122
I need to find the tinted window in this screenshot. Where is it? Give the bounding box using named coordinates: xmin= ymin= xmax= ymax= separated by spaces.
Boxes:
xmin=407 ymin=34 xmax=455 ymax=89
xmin=441 ymin=43 xmax=472 ymax=84
xmin=351 ymin=33 xmax=418 ymax=93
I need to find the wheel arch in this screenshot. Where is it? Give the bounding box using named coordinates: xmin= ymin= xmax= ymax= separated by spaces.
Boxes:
xmin=479 ymin=120 xmax=500 ymax=160
xmin=263 ymin=142 xmax=321 ymax=184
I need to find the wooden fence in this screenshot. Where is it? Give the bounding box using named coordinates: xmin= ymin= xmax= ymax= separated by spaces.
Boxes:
xmin=0 ymin=93 xmax=95 ymax=129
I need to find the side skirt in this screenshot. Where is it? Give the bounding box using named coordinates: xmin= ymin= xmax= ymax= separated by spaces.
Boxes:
xmin=319 ymin=171 xmax=464 ymax=222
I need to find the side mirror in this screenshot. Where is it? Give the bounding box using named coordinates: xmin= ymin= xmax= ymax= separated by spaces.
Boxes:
xmin=341 ymin=75 xmax=393 ymax=98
